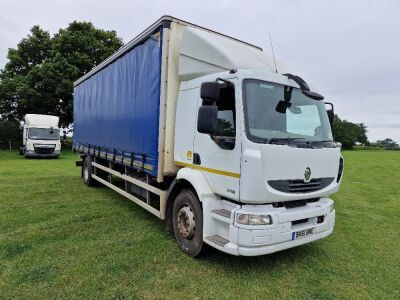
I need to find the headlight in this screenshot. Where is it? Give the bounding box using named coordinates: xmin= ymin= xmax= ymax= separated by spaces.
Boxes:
xmin=236 ymin=213 xmax=273 ymax=225
xmin=329 ymin=203 xmax=334 ymax=213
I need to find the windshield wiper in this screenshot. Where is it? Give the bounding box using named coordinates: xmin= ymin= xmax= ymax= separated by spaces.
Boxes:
xmin=266 ymin=138 xmax=335 ymax=148
xmin=309 ymin=140 xmax=335 ymax=148
xmin=267 ymin=137 xmax=305 ymax=145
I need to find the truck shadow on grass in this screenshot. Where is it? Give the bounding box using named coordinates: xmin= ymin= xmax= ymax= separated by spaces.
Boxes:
xmin=202 ymin=242 xmax=323 ymax=266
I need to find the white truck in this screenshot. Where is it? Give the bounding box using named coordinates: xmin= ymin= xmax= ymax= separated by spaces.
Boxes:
xmin=73 ymin=16 xmax=343 ymax=257
xmin=22 ymin=114 xmax=61 ymax=158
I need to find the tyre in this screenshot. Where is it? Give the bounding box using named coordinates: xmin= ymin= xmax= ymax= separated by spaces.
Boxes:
xmin=82 ymin=156 xmax=95 ymax=186
xmin=172 ymin=189 xmax=205 ymax=257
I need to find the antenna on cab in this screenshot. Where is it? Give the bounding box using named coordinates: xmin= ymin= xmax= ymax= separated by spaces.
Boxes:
xmin=269 ymin=32 xmax=278 ymax=74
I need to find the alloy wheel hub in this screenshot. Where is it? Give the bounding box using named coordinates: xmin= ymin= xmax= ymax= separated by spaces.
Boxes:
xmin=177 ymin=205 xmax=195 ymax=239
xmin=84 ymin=167 xmax=89 ymax=181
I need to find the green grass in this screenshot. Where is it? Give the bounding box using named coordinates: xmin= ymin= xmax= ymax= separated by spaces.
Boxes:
xmin=0 ymin=150 xmax=399 ymax=299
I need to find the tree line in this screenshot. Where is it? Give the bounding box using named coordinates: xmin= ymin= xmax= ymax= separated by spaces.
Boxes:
xmin=332 ymin=116 xmax=399 ymax=149
xmin=0 ymin=22 xmax=122 ymax=148
xmin=0 ymin=23 xmax=398 ymax=150
xmin=0 ymin=22 xmax=122 ymax=127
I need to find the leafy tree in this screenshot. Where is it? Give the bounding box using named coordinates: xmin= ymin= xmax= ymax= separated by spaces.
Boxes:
xmin=0 ymin=118 xmax=22 ymax=149
xmin=375 ymin=138 xmax=399 ymax=149
xmin=1 ymin=26 xmax=52 ymax=78
xmin=0 ymin=22 xmax=123 ymax=127
xmin=53 ymin=21 xmax=122 ymax=75
xmin=332 ymin=115 xmax=369 ymax=149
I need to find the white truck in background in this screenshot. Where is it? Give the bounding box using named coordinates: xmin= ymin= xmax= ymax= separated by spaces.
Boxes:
xmin=22 ymin=114 xmax=61 ymax=158
xmin=73 ymin=16 xmax=343 ymax=257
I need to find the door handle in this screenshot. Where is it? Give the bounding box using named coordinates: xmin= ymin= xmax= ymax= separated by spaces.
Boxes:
xmin=193 ymin=153 xmax=201 ymax=165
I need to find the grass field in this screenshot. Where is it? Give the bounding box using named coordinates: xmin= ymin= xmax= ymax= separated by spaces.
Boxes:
xmin=0 ymin=150 xmax=399 ymax=299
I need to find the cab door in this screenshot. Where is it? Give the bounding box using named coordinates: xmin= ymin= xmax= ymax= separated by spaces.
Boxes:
xmin=193 ymin=78 xmax=241 ymax=201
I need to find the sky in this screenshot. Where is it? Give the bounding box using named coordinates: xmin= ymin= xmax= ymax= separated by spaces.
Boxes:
xmin=0 ymin=0 xmax=399 ymax=142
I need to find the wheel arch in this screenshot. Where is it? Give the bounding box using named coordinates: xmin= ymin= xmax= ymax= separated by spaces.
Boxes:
xmin=165 ymin=167 xmax=214 ymax=231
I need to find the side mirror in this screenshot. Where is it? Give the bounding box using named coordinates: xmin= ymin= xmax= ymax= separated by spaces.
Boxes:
xmin=325 ymin=102 xmax=334 ymax=124
xmin=283 ymin=73 xmax=324 ymax=100
xmin=197 ymin=105 xmax=218 ymax=134
xmin=200 ymin=82 xmax=220 ymax=102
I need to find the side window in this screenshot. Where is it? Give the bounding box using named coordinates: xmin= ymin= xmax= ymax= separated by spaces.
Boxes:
xmin=213 ymin=84 xmax=236 ymax=149
xmin=216 ymin=109 xmax=235 ymax=137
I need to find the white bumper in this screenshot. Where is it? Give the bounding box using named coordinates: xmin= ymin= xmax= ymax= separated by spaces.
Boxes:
xmin=25 ymin=140 xmax=61 ymax=157
xmin=203 ymin=197 xmax=335 ymax=256
xmin=234 ymin=211 xmax=334 ymax=256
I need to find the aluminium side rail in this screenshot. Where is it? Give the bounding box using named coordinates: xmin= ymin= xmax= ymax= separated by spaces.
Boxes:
xmin=78 ymin=145 xmax=168 ymax=220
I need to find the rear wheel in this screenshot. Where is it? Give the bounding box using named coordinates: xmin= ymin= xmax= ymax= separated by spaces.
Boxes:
xmin=172 ymin=189 xmax=205 ymax=257
xmin=83 ymin=156 xmax=95 ymax=186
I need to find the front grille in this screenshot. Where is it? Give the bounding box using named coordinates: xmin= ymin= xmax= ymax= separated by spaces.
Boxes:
xmin=292 ymin=218 xmax=309 ymax=225
xmin=34 ymin=146 xmax=55 ymax=154
xmin=284 ymin=199 xmax=307 ymax=208
xmin=272 ymin=198 xmax=318 ymax=208
xmin=268 ymin=177 xmax=334 ymax=193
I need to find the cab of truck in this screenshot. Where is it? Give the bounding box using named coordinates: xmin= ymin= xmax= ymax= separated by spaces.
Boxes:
xmin=22 ymin=114 xmax=61 ymax=158
xmin=173 ymin=68 xmax=343 ymax=256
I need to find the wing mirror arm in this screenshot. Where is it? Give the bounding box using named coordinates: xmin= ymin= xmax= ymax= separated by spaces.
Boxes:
xmin=283 ymin=73 xmax=324 ymax=101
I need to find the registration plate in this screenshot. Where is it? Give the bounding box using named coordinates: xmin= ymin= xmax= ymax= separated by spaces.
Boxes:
xmin=292 ymin=228 xmax=315 ymax=240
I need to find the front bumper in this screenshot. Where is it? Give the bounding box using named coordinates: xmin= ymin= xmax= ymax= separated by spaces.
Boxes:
xmin=25 ymin=150 xmax=60 ymax=157
xmin=234 ymin=210 xmax=334 ymax=256
xmin=204 ymin=197 xmax=335 ymax=256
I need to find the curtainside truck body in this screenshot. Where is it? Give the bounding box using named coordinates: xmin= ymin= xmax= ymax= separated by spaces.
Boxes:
xmin=73 ymin=16 xmax=343 ymax=257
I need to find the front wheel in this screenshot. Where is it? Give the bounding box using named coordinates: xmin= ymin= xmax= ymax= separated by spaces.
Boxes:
xmin=172 ymin=189 xmax=205 ymax=257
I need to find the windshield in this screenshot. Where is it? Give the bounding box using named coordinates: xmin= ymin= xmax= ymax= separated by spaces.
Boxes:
xmin=243 ymin=79 xmax=333 ymax=144
xmin=28 ymin=128 xmax=60 ymax=140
